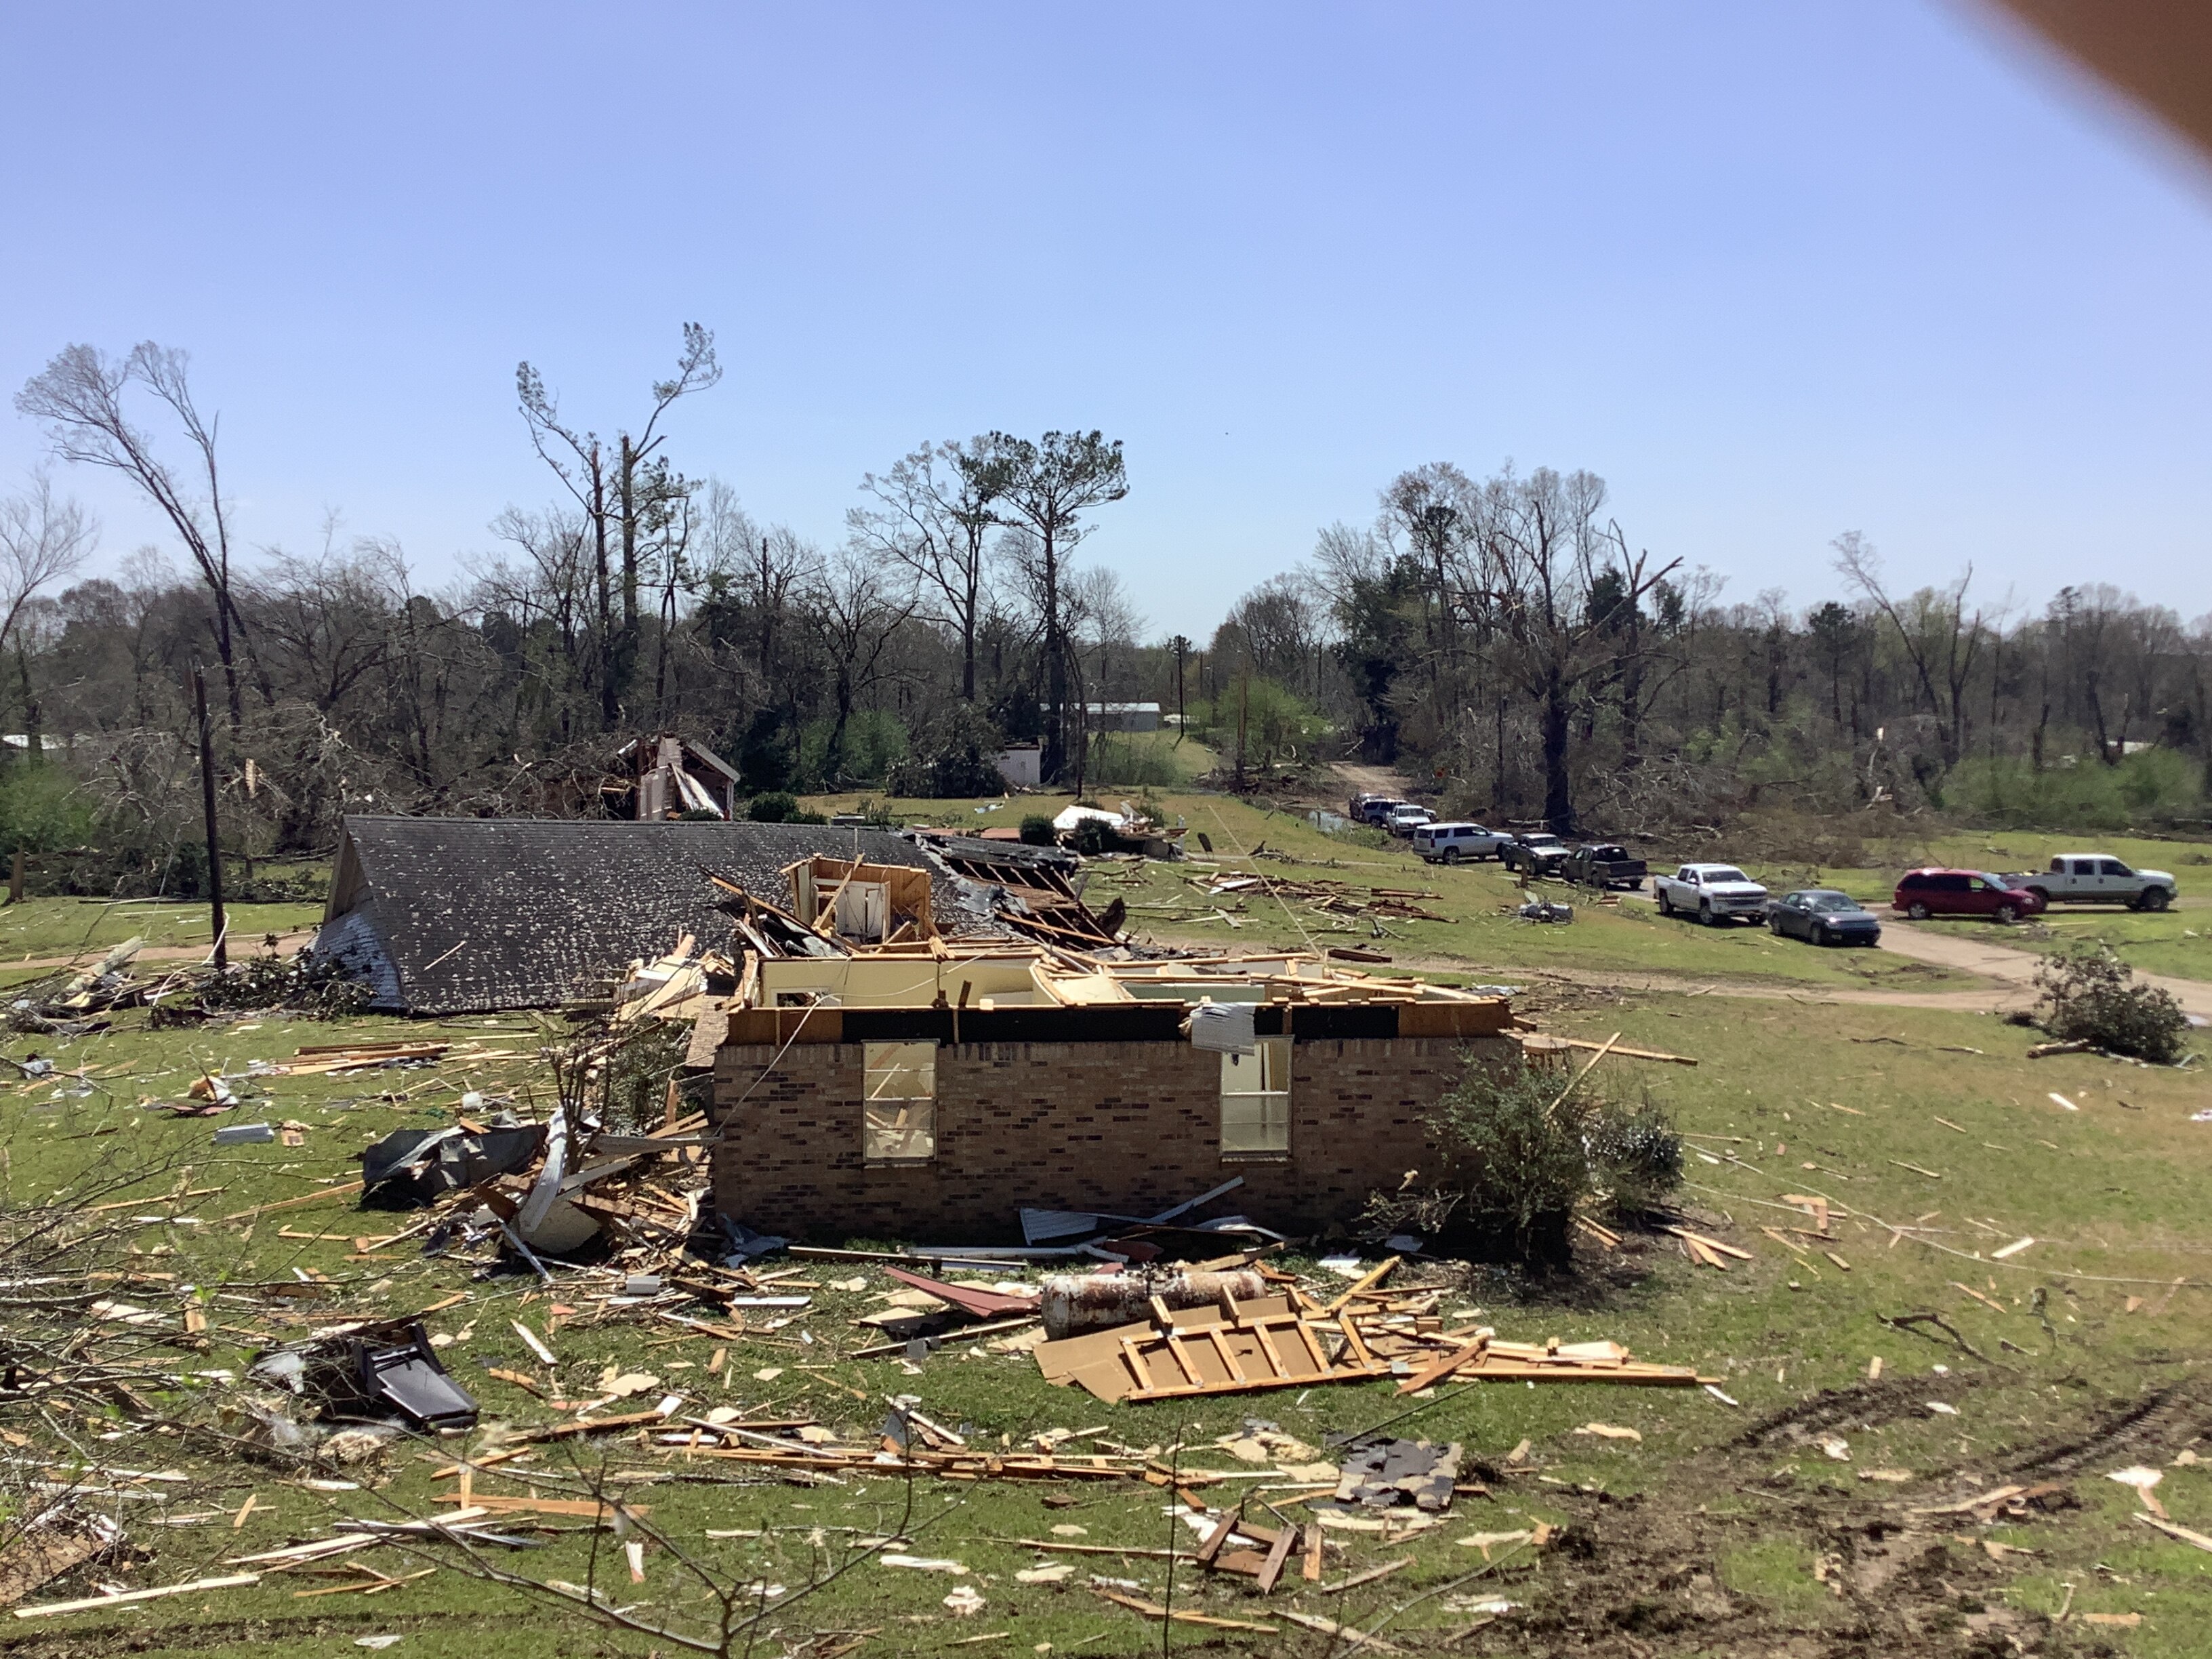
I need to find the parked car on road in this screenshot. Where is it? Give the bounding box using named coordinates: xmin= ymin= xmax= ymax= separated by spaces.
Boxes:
xmin=1653 ymin=863 xmax=1769 ymax=924
xmin=1891 ymin=868 xmax=2047 ymax=923
xmin=1385 ymin=804 xmax=1435 ymax=838
xmin=1414 ymin=821 xmax=1509 ymax=863
xmin=1765 ymin=888 xmax=1883 ymax=945
xmin=2011 ymin=854 xmax=2177 ymax=912
xmin=1355 ymin=796 xmax=1406 ymax=826
xmin=1565 ymin=842 xmax=1647 ymax=890
xmin=1500 ymin=832 xmax=1571 ymax=878
xmin=1347 ymin=791 xmax=1390 ymax=820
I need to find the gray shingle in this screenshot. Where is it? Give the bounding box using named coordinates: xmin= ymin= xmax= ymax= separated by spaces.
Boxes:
xmin=319 ymin=816 xmax=985 ymax=1015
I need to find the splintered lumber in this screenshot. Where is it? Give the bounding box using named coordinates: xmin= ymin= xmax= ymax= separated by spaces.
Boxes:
xmin=699 ymin=1440 xmax=1147 ymax=1482
xmin=1394 ymin=1336 xmax=1707 ymax=1389
xmin=995 ymin=1538 xmax=1195 ymax=1560
xmin=437 ymin=1494 xmax=649 ymax=1520
xmin=1278 ymin=1611 xmax=1408 ymax=1653
xmin=14 ymin=1574 xmax=261 ymax=1618
xmin=1519 ymin=1033 xmax=1697 ymax=1067
xmin=2135 ymin=1513 xmax=2212 ymax=1555
xmin=506 ymin=1408 xmax=670 ymax=1444
xmin=1115 ymin=1303 xmax=1387 ymax=1403
xmin=1089 ymin=1588 xmax=1278 ymax=1634
xmin=1322 ymin=1556 xmax=1416 ymax=1596
xmin=1252 ymin=1524 xmax=1298 ymax=1594
xmin=1658 ymin=1225 xmax=1753 ymax=1261
xmin=222 ymin=1181 xmax=365 ymax=1222
xmin=1195 ymin=1510 xmax=1240 ymax=1566
xmin=1322 ymin=1256 xmax=1401 ymax=1316
xmin=1396 ymin=1330 xmax=1492 ymax=1394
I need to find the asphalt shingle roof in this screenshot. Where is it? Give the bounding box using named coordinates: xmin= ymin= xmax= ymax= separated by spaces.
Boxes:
xmin=321 ymin=816 xmax=981 ymax=1015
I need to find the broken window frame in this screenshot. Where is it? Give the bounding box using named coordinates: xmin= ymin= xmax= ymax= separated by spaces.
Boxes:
xmin=1218 ymin=1036 xmax=1292 ymax=1158
xmin=862 ymin=1040 xmax=939 ymax=1164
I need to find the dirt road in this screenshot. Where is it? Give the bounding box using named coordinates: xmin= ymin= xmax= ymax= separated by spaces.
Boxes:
xmin=1328 ymin=760 xmax=1406 ymax=802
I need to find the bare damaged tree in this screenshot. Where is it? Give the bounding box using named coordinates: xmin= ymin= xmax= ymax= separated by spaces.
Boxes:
xmin=17 ymin=344 xmax=268 ymax=727
xmin=800 ymin=545 xmax=916 ymax=785
xmin=516 ymin=325 xmax=720 ymax=728
xmin=0 ymin=474 xmax=96 ymax=723
xmin=1380 ymin=462 xmax=1479 ymax=719
xmin=1469 ymin=468 xmax=1679 ymax=834
xmin=1832 ymin=531 xmax=1984 ymax=766
xmin=985 ymin=431 xmax=1128 ymax=782
xmin=848 ymin=438 xmax=1010 ymax=703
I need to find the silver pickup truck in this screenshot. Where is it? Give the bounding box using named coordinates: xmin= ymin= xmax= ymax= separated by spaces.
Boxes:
xmin=2012 ymin=854 xmax=2177 ymax=911
xmin=1653 ymin=862 xmax=1769 ymax=924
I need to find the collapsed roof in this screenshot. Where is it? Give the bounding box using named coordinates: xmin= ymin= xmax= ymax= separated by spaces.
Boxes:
xmin=315 ymin=816 xmax=996 ymax=1015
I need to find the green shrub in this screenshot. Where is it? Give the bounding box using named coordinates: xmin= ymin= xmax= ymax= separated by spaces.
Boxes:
xmin=746 ymin=792 xmax=799 ymax=823
xmin=1085 ymin=732 xmax=1181 ymax=787
xmin=1366 ymin=1057 xmax=1683 ymax=1266
xmin=798 ymin=710 xmax=908 ymax=788
xmin=2034 ymin=945 xmax=2190 ymax=1064
xmin=1019 ymin=815 xmax=1056 ymax=846
xmin=0 ymin=763 xmax=97 ymax=859
xmin=1948 ymin=750 xmax=2205 ymax=831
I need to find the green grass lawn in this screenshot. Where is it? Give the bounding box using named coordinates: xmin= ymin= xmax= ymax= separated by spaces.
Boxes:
xmin=5 ymin=941 xmax=2209 ymax=1652
xmin=0 ymin=895 xmax=325 ymax=962
xmin=5 ymin=798 xmax=2207 ymax=1652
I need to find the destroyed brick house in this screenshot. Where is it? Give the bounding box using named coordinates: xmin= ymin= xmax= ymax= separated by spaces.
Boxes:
xmin=704 ymin=946 xmax=1515 ymax=1242
xmin=314 ymin=812 xmax=1521 ymax=1243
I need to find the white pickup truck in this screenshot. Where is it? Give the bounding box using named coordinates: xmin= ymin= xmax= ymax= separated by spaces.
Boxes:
xmin=2013 ymin=854 xmax=2177 ymax=912
xmin=1653 ymin=863 xmax=1769 ymax=925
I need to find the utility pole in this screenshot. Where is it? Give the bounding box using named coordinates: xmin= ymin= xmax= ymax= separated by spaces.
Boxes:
xmin=1169 ymin=634 xmax=1189 ymax=744
xmin=1235 ymin=668 xmax=1250 ymax=793
xmin=193 ymin=665 xmax=227 ymax=969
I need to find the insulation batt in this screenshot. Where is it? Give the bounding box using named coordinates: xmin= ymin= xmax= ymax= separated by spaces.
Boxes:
xmin=1039 ymin=1269 xmax=1267 ymax=1340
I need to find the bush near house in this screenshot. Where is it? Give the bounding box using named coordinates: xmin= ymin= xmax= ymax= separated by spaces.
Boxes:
xmin=1366 ymin=1060 xmax=1683 ymax=1267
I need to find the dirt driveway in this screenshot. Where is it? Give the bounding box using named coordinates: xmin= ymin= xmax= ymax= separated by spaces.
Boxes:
xmin=1613 ymin=886 xmax=2212 ymax=1019
xmin=1872 ymin=914 xmax=2212 ymax=1019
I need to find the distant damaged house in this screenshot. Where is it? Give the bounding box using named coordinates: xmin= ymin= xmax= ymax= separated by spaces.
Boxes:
xmin=316 ymin=816 xmax=1019 ymax=1015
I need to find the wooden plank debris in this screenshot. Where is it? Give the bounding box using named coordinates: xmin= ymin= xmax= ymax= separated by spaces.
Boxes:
xmin=14 ymin=1574 xmax=261 ymax=1619
xmin=1089 ymin=1588 xmax=1278 ymax=1633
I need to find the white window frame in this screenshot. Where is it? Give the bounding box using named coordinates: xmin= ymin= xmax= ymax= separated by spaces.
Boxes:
xmin=862 ymin=1040 xmax=937 ymax=1163
xmin=1219 ymin=1036 xmax=1292 ymax=1157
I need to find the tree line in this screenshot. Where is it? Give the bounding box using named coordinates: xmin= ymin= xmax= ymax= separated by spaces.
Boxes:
xmin=0 ymin=331 xmax=2205 ymax=893
xmin=1214 ymin=462 xmax=2211 ymax=836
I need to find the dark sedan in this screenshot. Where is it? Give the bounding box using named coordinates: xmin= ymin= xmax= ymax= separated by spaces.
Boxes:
xmin=1766 ymin=888 xmax=1883 ymax=946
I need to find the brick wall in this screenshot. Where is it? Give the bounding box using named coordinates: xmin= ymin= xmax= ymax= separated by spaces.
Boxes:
xmin=710 ymin=1035 xmax=1513 ymax=1241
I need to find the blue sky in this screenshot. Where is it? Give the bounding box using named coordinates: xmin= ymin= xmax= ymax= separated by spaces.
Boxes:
xmin=3 ymin=1 xmax=2209 ymax=636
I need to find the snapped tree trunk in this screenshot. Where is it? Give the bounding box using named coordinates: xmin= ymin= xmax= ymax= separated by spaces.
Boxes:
xmin=1040 ymin=527 xmax=1065 ymax=782
xmin=1541 ymin=666 xmax=1573 ymax=835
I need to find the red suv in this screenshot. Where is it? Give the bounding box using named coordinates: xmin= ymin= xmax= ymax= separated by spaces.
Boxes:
xmin=1892 ymin=868 xmax=2047 ymax=924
